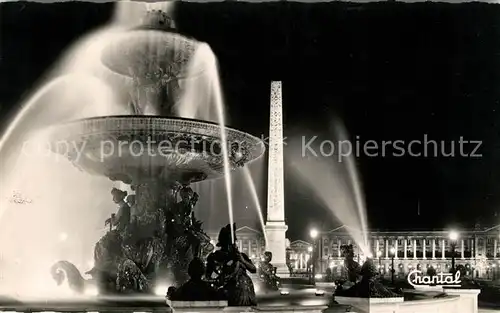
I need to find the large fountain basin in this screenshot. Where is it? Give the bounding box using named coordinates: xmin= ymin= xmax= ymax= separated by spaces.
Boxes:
xmin=45 ymin=116 xmax=265 ymax=184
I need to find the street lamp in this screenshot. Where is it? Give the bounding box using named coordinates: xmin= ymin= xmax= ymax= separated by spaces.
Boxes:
xmin=449 ymin=230 xmax=459 ymax=274
xmin=310 ymin=229 xmax=318 ymax=239
xmin=377 ymin=250 xmax=382 ymax=274
xmin=390 ymin=247 xmax=396 ymax=284
xmin=310 ymin=229 xmax=318 ymax=284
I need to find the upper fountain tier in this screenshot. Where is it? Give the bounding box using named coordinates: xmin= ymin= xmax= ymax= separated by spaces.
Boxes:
xmin=101 ymin=10 xmax=201 ymax=116
xmin=102 ymin=10 xmax=196 ymax=78
xmin=44 ymin=10 xmax=265 ymax=185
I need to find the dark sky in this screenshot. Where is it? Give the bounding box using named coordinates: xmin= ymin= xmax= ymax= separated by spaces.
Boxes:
xmin=2 ymin=1 xmax=500 ymax=240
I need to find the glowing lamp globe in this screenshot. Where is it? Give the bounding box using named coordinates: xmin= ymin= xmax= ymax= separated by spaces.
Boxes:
xmin=310 ymin=229 xmax=318 ymax=239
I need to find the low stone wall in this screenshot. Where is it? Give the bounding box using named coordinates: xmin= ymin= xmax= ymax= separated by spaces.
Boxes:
xmin=334 ymin=288 xmax=480 ymax=313
xmin=167 ymin=303 xmax=330 ymax=313
xmin=0 ymin=289 xmax=480 ymax=313
xmin=336 ymin=295 xmax=457 ymax=313
xmin=444 ymin=289 xmax=480 ymax=313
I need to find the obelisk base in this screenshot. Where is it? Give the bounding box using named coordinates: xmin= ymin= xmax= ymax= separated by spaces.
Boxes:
xmin=265 ymin=221 xmax=289 ymax=278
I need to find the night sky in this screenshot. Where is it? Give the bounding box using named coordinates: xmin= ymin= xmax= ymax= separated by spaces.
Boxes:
xmin=2 ymin=1 xmax=500 ymax=240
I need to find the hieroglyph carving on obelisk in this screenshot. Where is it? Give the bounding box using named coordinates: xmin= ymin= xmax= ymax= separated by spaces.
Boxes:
xmin=265 ymin=81 xmax=289 ymax=277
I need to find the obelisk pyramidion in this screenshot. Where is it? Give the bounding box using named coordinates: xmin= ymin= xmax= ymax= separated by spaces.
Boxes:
xmin=265 ymin=81 xmax=289 ymax=277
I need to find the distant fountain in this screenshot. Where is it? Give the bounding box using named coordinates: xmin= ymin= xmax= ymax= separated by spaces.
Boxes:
xmin=0 ymin=5 xmax=264 ymax=297
xmin=243 ymin=166 xmax=268 ymax=245
xmin=333 ymin=123 xmax=369 ymax=244
xmin=287 ymin=121 xmax=369 ymax=255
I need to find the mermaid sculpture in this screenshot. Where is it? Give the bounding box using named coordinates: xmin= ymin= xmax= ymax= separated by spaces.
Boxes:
xmin=206 ymin=224 xmax=257 ymax=306
xmin=105 ymin=188 xmax=131 ymax=233
xmin=163 ymin=185 xmax=213 ymax=285
xmin=51 ymin=186 xmax=214 ymax=294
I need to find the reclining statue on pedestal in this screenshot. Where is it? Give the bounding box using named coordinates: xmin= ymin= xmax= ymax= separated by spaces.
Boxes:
xmin=257 ymin=251 xmax=280 ymax=292
xmin=335 ymin=257 xmax=399 ymax=298
xmin=334 ymin=244 xmax=361 ymax=290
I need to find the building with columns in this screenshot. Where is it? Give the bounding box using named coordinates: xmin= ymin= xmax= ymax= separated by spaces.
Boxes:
xmin=253 ymin=80 xmax=500 ymax=279
xmin=287 ymin=240 xmax=313 ymax=274
xmin=207 ymin=226 xmax=266 ymax=264
xmin=315 ymin=225 xmax=500 ymax=278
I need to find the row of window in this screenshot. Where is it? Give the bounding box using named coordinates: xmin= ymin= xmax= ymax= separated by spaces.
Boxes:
xmin=324 ymin=238 xmax=497 ymax=247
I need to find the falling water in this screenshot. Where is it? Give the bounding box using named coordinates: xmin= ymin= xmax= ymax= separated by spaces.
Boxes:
xmin=192 ymin=46 xmax=236 ymax=242
xmin=0 ymin=71 xmax=125 ymax=296
xmin=177 ymin=43 xmax=218 ymax=122
xmin=0 ymin=0 xmax=262 ymax=296
xmin=0 ymin=2 xmax=142 ymax=297
xmin=243 ymin=166 xmax=268 ymax=245
xmin=0 ymin=73 xmax=124 ymax=216
xmin=333 ymin=122 xmax=369 ymax=250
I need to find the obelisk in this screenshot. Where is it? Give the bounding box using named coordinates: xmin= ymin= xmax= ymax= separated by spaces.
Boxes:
xmin=265 ymin=81 xmax=289 ymax=277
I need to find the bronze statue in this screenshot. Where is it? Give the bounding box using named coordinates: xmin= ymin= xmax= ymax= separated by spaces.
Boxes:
xmin=105 ymin=188 xmax=131 ymax=233
xmin=206 ymin=224 xmax=257 ymax=306
xmin=257 ymin=251 xmax=280 ymax=292
xmin=341 ymin=244 xmax=361 ymax=283
xmin=51 ymin=188 xmax=161 ymax=294
xmin=127 ymin=194 xmax=140 ymax=218
xmin=173 ymin=186 xmax=199 ymax=227
xmin=334 ymin=249 xmax=399 ymax=298
xmin=161 ymin=185 xmax=213 ymax=285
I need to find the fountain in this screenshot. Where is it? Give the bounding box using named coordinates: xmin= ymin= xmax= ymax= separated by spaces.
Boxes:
xmin=288 ymin=127 xmax=403 ymax=305
xmin=288 ymin=125 xmax=369 ymax=254
xmin=35 ymin=9 xmax=265 ymax=296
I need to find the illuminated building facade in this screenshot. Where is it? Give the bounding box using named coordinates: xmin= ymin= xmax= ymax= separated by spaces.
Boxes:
xmin=207 ymin=226 xmax=266 ymax=264
xmin=287 ymin=240 xmax=313 ymax=274
xmin=210 ymin=223 xmax=500 ymax=279
xmin=316 ymin=225 xmax=500 ymax=278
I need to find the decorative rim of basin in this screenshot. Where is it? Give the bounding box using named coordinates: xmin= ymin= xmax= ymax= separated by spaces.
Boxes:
xmin=44 ymin=116 xmax=265 ymax=184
